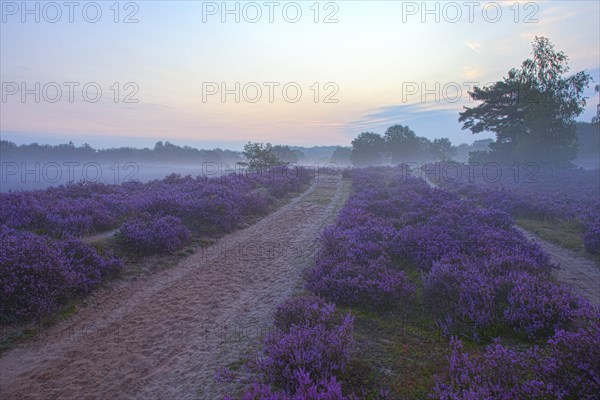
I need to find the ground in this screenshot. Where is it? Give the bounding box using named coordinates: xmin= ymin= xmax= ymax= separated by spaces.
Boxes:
xmin=1 ymin=173 xmax=597 ymax=399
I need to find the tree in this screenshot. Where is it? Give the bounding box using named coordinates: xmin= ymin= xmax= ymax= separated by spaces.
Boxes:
xmin=350 ymin=132 xmax=386 ymax=166
xmin=455 ymin=143 xmax=470 ymax=162
xmin=471 ymin=138 xmax=494 ymax=152
xmin=430 ymin=138 xmax=457 ymax=162
xmin=241 ymin=142 xmax=280 ymax=171
xmin=467 ymin=138 xmax=495 ymax=163
xmin=593 ymin=84 xmax=599 ymax=124
xmin=459 ymin=37 xmax=592 ymax=169
xmin=272 ymin=145 xmax=299 ymax=164
xmin=383 ymin=124 xmax=424 ymax=163
xmin=418 ymin=136 xmax=432 ymax=161
xmin=292 ymin=149 xmax=306 ymax=162
xmin=330 ymin=146 xmax=352 ymax=165
xmin=575 ymin=122 xmax=600 ymax=168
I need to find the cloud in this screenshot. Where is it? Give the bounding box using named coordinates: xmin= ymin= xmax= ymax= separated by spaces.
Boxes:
xmin=344 ymin=103 xmax=491 ymax=145
xmin=307 ymin=121 xmax=347 ymax=127
xmin=463 ymin=67 xmax=485 ymax=80
xmin=465 ymin=42 xmax=482 ymax=54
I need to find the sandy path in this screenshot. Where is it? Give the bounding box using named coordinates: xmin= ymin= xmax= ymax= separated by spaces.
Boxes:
xmin=0 ymin=176 xmax=350 ymax=400
xmin=517 ymin=227 xmax=600 ymax=307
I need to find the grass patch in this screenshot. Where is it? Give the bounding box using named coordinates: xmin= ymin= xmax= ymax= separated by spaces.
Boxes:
xmin=516 ymin=217 xmax=588 ymax=256
xmin=340 ymin=301 xmax=449 ymax=399
xmin=307 ymin=196 xmax=333 ymax=205
xmin=0 ymin=303 xmax=78 ymax=354
xmin=0 ymin=328 xmax=36 ymax=352
xmin=304 ymin=184 xmax=337 ymax=206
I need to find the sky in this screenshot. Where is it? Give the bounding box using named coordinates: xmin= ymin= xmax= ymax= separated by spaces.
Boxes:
xmin=1 ymin=0 xmax=599 ymax=150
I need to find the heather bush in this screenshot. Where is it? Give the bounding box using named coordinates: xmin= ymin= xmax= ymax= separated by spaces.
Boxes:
xmin=120 ymin=215 xmax=191 ymax=254
xmin=431 ymin=338 xmax=556 ymax=399
xmin=423 ymin=260 xmax=501 ymax=338
xmin=60 ymin=237 xmax=123 ymax=293
xmin=390 ymin=200 xmax=551 ymax=273
xmin=243 ymin=188 xmax=273 ymax=215
xmin=0 ymin=166 xmax=311 ymax=238
xmin=0 ymin=226 xmax=123 ymax=323
xmin=261 ymin=313 xmax=354 ymax=393
xmin=1 ymin=227 xmax=71 ymax=321
xmin=391 ymin=225 xmax=463 ymax=271
xmin=422 ymin=256 xmax=589 ymax=340
xmin=583 ymin=220 xmax=600 ymax=254
xmin=437 ymin=165 xmax=600 ymax=256
xmin=543 ymin=324 xmax=600 ymax=397
xmin=238 ymin=373 xmax=347 ymax=400
xmin=234 ymin=298 xmax=355 ymax=399
xmin=273 ymin=295 xmax=336 ymax=331
xmin=307 ymin=257 xmax=414 ymax=308
xmin=432 ymin=322 xmax=600 ymax=399
xmin=504 ymin=272 xmax=592 ymax=339
xmin=482 ymin=253 xmax=552 ymax=277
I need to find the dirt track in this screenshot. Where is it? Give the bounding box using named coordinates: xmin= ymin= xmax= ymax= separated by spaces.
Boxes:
xmin=517 ymin=227 xmax=600 ymax=307
xmin=0 ymin=176 xmax=350 ymax=400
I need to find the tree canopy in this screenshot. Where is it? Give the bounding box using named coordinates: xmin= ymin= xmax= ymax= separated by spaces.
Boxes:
xmin=430 ymin=138 xmax=457 ymax=162
xmin=330 ymin=146 xmax=352 ymax=165
xmin=241 ymin=142 xmax=281 ymax=171
xmin=459 ymin=37 xmax=592 ymax=169
xmin=350 ymin=124 xmax=439 ymax=166
xmin=350 ymin=132 xmax=387 ymax=166
xmin=383 ymin=124 xmax=429 ymax=163
xmin=271 ymin=145 xmax=301 ymax=164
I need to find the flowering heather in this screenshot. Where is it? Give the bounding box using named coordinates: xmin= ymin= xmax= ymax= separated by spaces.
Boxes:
xmin=235 ymin=296 xmax=355 ymax=399
xmin=0 ymin=167 xmax=310 ymax=323
xmin=234 ymin=374 xmax=346 ymax=400
xmin=307 ymin=256 xmax=415 ymax=308
xmin=260 ymin=315 xmax=354 ymax=393
xmin=273 ymin=295 xmax=337 ymax=331
xmin=583 ymin=221 xmax=600 ymax=254
xmin=234 ymin=165 xmax=597 ymax=398
xmin=504 ymin=271 xmax=593 ymax=339
xmin=306 ymin=166 xmax=589 ymax=341
xmin=431 ymin=323 xmax=600 ymax=399
xmin=0 ymin=226 xmax=123 ymax=323
xmin=0 ymin=166 xmax=311 ymax=237
xmin=423 ymin=260 xmax=500 ymax=338
xmin=434 ymin=165 xmax=600 ymax=255
xmin=432 ymin=337 xmax=557 ymax=399
xmin=305 ymin=171 xmax=416 ymax=308
xmin=120 ymin=215 xmax=192 ymax=254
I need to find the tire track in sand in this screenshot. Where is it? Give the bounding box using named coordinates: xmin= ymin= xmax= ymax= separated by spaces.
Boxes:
xmin=0 ymin=175 xmax=351 ymax=400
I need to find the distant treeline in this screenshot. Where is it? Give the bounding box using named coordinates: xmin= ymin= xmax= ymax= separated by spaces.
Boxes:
xmin=0 ymin=140 xmax=242 ymax=165
xmin=334 ymin=121 xmax=599 ymax=168
xmin=2 ymin=121 xmax=596 ymax=169
xmin=575 ymin=122 xmax=600 ymax=169
xmin=334 ymin=124 xmax=497 ymax=167
xmin=0 ymin=140 xmax=349 ymax=166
